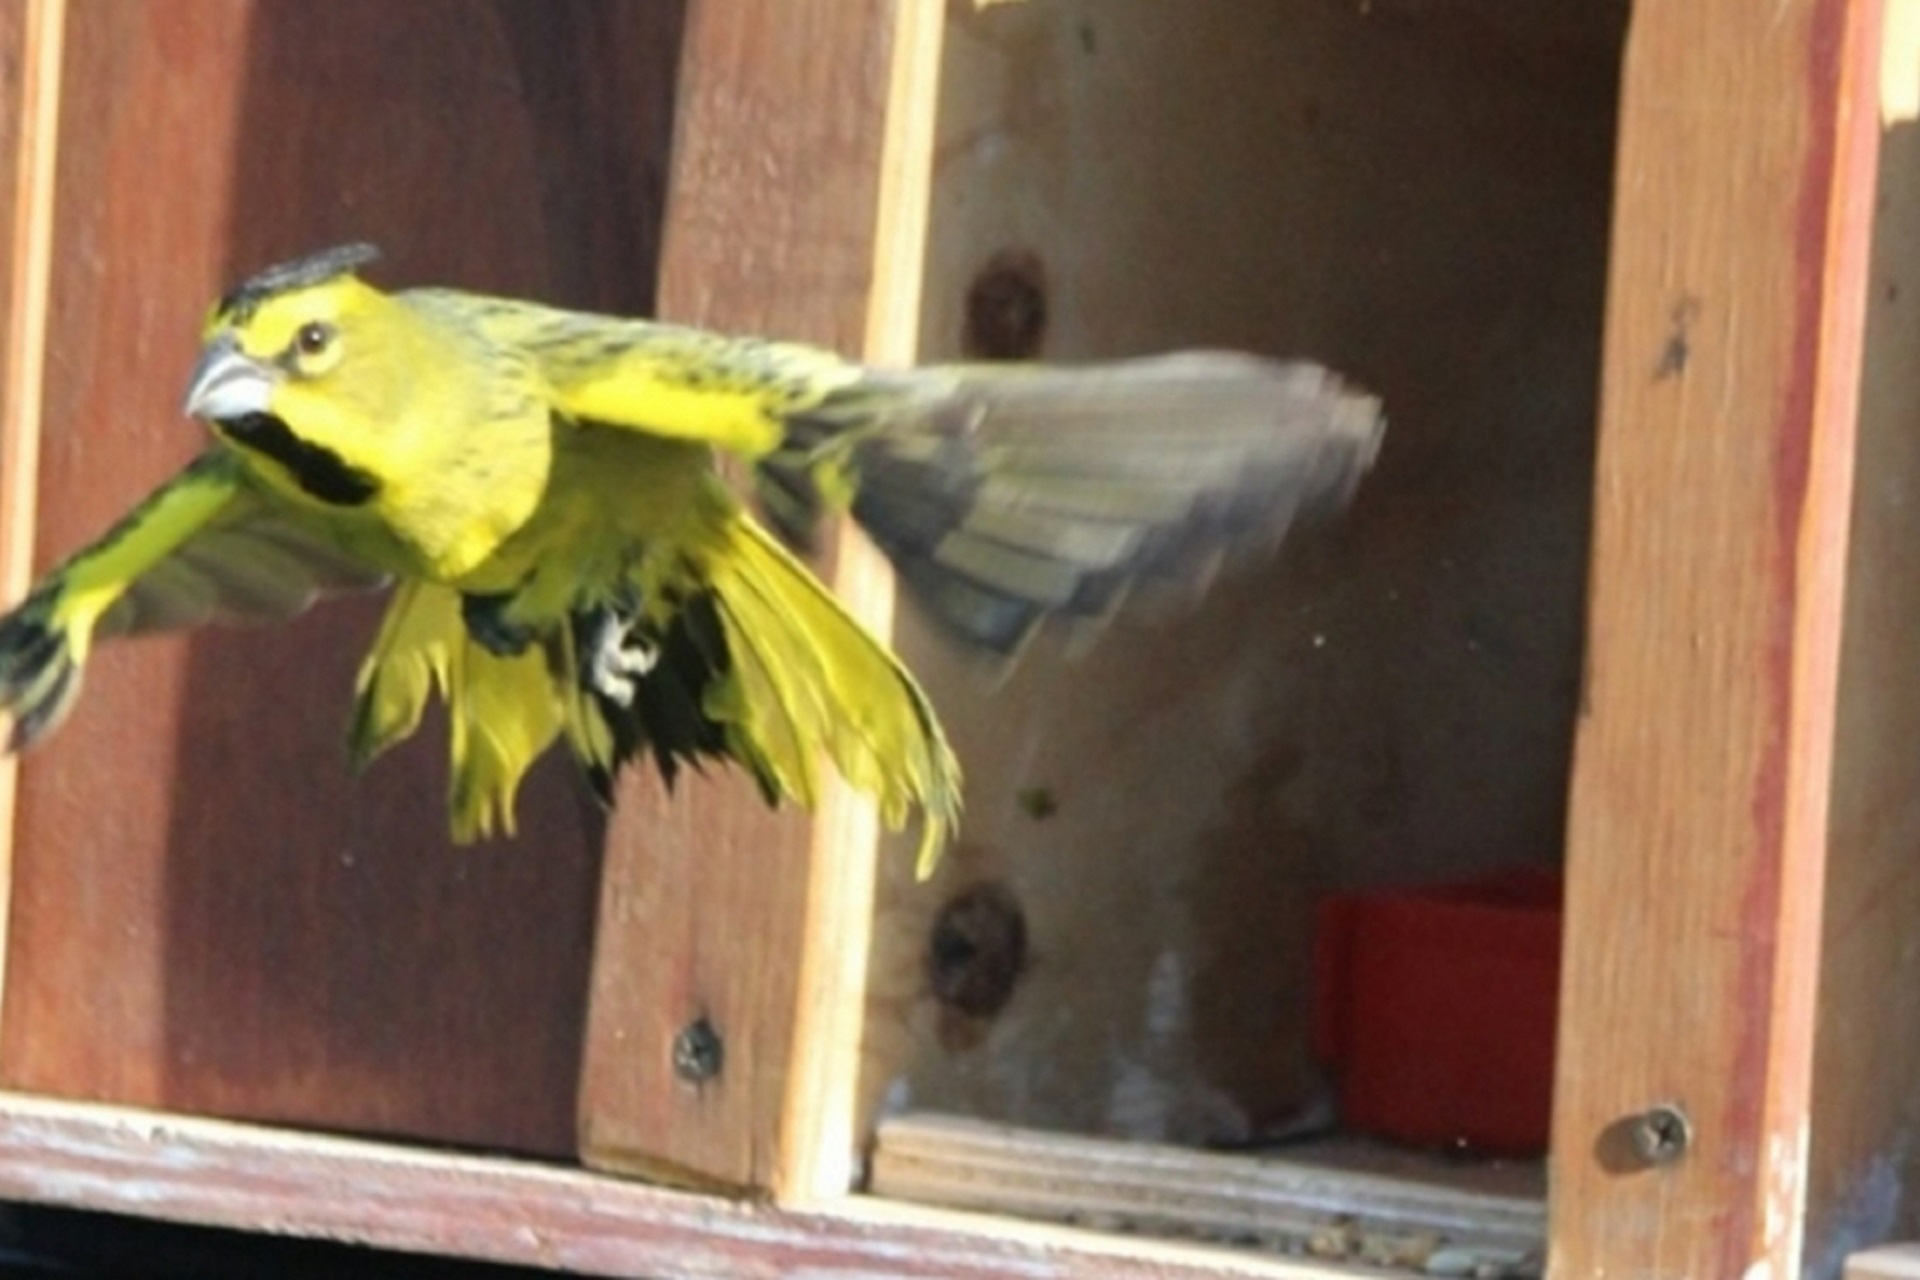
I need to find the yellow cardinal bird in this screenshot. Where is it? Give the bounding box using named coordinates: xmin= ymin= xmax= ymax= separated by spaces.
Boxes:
xmin=0 ymin=243 xmax=1383 ymax=868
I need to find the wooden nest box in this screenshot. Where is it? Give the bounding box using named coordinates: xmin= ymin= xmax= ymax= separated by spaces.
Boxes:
xmin=0 ymin=2 xmax=1913 ymax=1278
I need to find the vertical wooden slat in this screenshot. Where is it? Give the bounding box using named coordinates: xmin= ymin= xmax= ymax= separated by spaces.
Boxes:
xmin=1552 ymin=1 xmax=1884 ymax=1277
xmin=783 ymin=0 xmax=945 ymax=1201
xmin=1 ymin=0 xmax=681 ymax=1158
xmin=1804 ymin=33 xmax=1920 ymax=1277
xmin=0 ymin=0 xmax=66 ymax=1047
xmin=578 ymin=0 xmax=943 ymax=1200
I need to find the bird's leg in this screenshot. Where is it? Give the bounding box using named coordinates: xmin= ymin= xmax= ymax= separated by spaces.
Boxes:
xmin=461 ymin=590 xmax=537 ymax=657
xmin=579 ymin=602 xmax=660 ymax=708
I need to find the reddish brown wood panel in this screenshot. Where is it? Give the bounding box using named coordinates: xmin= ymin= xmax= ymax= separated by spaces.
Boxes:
xmin=0 ymin=1 xmax=27 ymax=407
xmin=1551 ymin=0 xmax=1883 ymax=1276
xmin=0 ymin=0 xmax=62 ymax=580
xmin=578 ymin=0 xmax=914 ymax=1196
xmin=0 ymin=0 xmax=67 ymax=1050
xmin=1 ymin=0 xmax=684 ymax=1157
xmin=0 ymin=1093 xmax=1336 ymax=1280
xmin=1804 ymin=66 xmax=1920 ymax=1280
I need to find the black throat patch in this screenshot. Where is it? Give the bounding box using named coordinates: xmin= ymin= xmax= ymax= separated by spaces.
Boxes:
xmin=218 ymin=413 xmax=379 ymax=506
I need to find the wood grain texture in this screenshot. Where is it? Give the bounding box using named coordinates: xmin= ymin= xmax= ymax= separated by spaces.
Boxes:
xmin=1 ymin=0 xmax=683 ymax=1157
xmin=784 ymin=0 xmax=945 ymax=1205
xmin=0 ymin=1091 xmax=1360 ymax=1280
xmin=871 ymin=1113 xmax=1545 ymax=1268
xmin=1805 ymin=64 xmax=1920 ymax=1280
xmin=1551 ymin=1 xmax=1884 ymax=1277
xmin=578 ymin=0 xmax=938 ymax=1200
xmin=862 ymin=0 xmax=1621 ymax=1149
xmin=0 ymin=0 xmax=64 ymax=1050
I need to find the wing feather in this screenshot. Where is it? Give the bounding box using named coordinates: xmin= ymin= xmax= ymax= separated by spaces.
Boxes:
xmin=0 ymin=448 xmax=385 ymax=753
xmin=409 ymin=290 xmax=862 ymax=458
xmin=774 ymin=352 xmax=1386 ymax=655
xmin=99 ymin=484 xmax=386 ymax=637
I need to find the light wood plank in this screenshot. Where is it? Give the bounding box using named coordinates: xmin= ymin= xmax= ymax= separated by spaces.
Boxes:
xmin=0 ymin=1092 xmax=1358 ymax=1280
xmin=578 ymin=0 xmax=942 ymax=1200
xmin=782 ymin=0 xmax=947 ymax=1205
xmin=872 ymin=1113 xmax=1544 ymax=1274
xmin=0 ymin=0 xmax=64 ymax=1059
xmin=1551 ymin=1 xmax=1885 ymax=1277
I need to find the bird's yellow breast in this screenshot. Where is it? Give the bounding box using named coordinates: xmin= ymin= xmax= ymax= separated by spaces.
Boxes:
xmin=444 ymin=422 xmax=724 ymax=614
xmin=212 ymin=280 xmax=749 ymax=625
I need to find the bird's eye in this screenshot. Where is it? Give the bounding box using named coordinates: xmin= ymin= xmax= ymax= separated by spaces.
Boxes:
xmin=294 ymin=322 xmax=334 ymax=358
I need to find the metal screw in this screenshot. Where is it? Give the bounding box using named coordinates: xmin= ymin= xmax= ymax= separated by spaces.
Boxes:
xmin=672 ymin=1017 xmax=724 ymax=1083
xmin=1628 ymin=1104 xmax=1691 ymax=1166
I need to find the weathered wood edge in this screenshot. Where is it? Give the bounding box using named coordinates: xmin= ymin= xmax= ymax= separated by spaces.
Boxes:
xmin=1549 ymin=0 xmax=1885 ymax=1275
xmin=579 ymin=0 xmax=946 ymax=1199
xmin=780 ymin=0 xmax=946 ymax=1203
xmin=0 ymin=1092 xmax=1367 ymax=1280
xmin=872 ymin=1113 xmax=1545 ymax=1260
xmin=0 ymin=0 xmax=67 ymax=1054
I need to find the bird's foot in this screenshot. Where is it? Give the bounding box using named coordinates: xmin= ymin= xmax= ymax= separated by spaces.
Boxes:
xmin=583 ymin=607 xmax=659 ymax=708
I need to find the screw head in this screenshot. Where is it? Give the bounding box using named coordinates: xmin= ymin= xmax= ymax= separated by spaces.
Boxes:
xmin=672 ymin=1017 xmax=724 ymax=1083
xmin=1629 ymin=1104 xmax=1692 ymax=1166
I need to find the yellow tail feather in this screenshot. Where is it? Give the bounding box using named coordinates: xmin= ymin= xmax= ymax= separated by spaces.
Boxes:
xmin=349 ymin=582 xmax=566 ymax=841
xmin=703 ymin=516 xmax=961 ymax=874
xmin=348 ymin=521 xmax=962 ymax=862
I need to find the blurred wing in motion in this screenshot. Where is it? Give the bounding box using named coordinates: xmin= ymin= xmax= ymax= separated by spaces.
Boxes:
xmin=769 ymin=352 xmax=1385 ymax=656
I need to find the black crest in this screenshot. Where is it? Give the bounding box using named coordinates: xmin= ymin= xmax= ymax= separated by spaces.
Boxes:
xmin=213 ymin=242 xmax=382 ymax=325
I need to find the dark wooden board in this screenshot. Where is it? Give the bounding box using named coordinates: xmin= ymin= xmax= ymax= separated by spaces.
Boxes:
xmin=1 ymin=0 xmax=683 ymax=1157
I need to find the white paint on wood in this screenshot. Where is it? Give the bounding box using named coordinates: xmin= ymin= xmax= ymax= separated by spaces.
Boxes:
xmin=1849 ymin=1244 xmax=1920 ymax=1279
xmin=1884 ymin=0 xmax=1920 ymax=122
xmin=1766 ymin=1124 xmax=1812 ymax=1277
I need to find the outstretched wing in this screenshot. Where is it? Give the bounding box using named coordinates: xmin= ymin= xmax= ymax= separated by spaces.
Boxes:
xmin=418 ymin=287 xmax=1387 ymax=658
xmin=771 ymin=352 xmax=1387 ymax=655
xmin=0 ymin=448 xmax=385 ymax=750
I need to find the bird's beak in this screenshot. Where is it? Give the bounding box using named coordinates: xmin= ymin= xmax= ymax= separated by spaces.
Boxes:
xmin=182 ymin=333 xmax=273 ymax=421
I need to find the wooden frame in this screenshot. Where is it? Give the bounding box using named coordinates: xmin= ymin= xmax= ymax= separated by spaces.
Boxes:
xmin=0 ymin=1093 xmax=1350 ymax=1280
xmin=577 ymin=0 xmax=944 ymax=1200
xmin=0 ymin=0 xmax=1911 ymax=1278
xmin=0 ymin=0 xmax=682 ymax=1158
xmin=1553 ymin=1 xmax=1886 ymax=1276
xmin=0 ymin=0 xmax=64 ymax=1041
xmin=1810 ymin=20 xmax=1920 ymax=1275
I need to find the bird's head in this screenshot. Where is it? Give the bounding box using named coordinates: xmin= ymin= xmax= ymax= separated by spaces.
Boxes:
xmin=184 ymin=242 xmax=400 ymax=506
